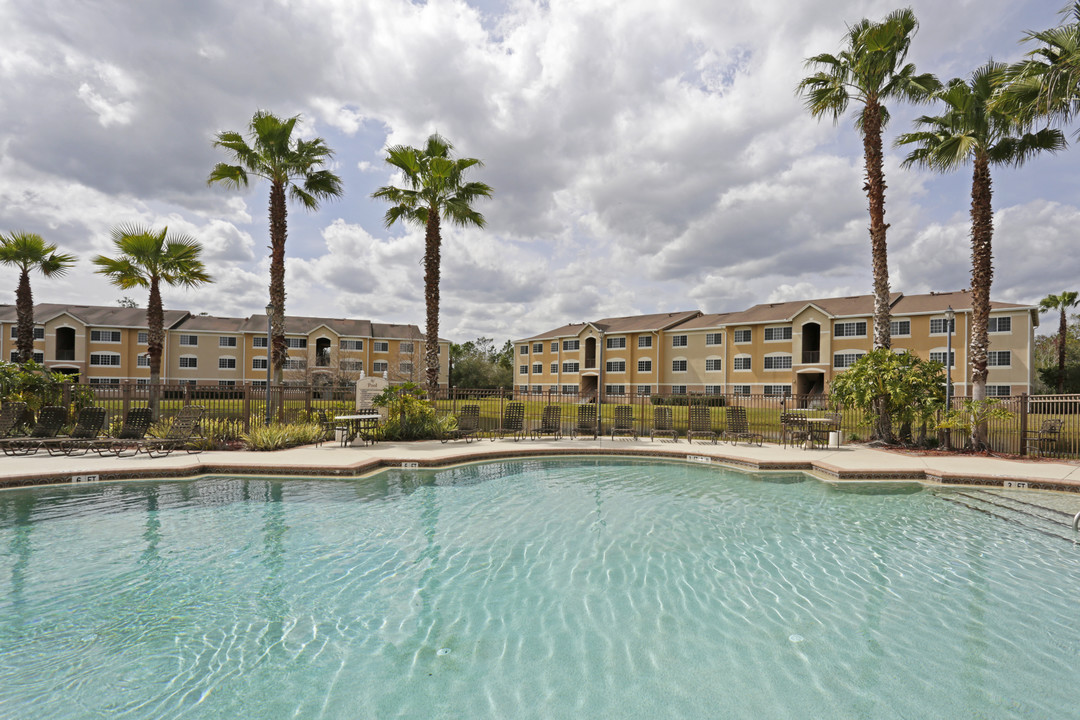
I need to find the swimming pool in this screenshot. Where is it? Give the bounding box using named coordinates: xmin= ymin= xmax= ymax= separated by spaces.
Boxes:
xmin=1 ymin=458 xmax=1078 ymax=718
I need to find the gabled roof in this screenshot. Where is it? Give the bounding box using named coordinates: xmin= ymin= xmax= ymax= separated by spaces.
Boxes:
xmin=670 ymin=312 xmax=737 ymax=331
xmin=173 ymin=315 xmax=247 ymax=332
xmin=0 ymin=303 xmax=189 ymax=329
xmin=891 ymin=290 xmax=1037 ymax=315
xmin=720 ymin=293 xmax=903 ymax=325
xmin=517 ymin=311 xmax=701 ymax=342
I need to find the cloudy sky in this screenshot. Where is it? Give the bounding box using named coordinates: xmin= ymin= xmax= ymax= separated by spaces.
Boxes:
xmin=0 ymin=0 xmax=1076 ymax=343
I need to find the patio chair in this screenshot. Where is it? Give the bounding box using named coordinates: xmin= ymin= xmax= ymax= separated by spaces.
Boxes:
xmin=609 ymin=405 xmax=637 ymax=440
xmin=780 ymin=412 xmax=810 ymax=449
xmin=443 ymin=404 xmax=483 ymax=443
xmin=723 ymin=406 xmax=762 ymax=446
xmin=649 ymin=405 xmax=678 ymax=442
xmin=571 ymin=403 xmax=598 ymax=439
xmin=93 ymin=407 xmax=154 ymax=457
xmin=137 ymin=405 xmax=206 ymax=458
xmin=491 ymin=402 xmax=526 ymax=441
xmin=808 ymin=412 xmax=842 ymax=449
xmin=44 ymin=407 xmax=110 ymax=456
xmin=531 ymin=405 xmax=562 ymax=440
xmin=1024 ymin=419 xmax=1063 ymax=457
xmin=0 ymin=406 xmax=68 ymax=456
xmin=686 ymin=406 xmax=717 ymax=444
xmin=0 ymin=402 xmax=29 ymax=438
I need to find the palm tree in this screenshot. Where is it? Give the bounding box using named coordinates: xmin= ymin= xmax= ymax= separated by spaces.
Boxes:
xmin=0 ymin=232 xmax=76 ymax=364
xmin=1039 ymin=291 xmax=1080 ymax=393
xmin=372 ymin=134 xmax=493 ymax=398
xmin=207 ymin=111 xmax=342 ymax=390
xmin=897 ymin=62 xmax=1065 ymax=448
xmin=798 ymin=7 xmax=938 ymax=441
xmin=92 ymin=224 xmax=211 ymax=417
xmin=1001 ymin=2 xmax=1080 ymax=130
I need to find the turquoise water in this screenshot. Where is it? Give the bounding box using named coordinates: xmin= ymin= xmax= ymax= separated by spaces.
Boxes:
xmin=1 ymin=459 xmax=1079 ymax=719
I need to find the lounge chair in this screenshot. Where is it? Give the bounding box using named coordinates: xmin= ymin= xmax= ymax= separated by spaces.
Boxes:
xmin=44 ymin=407 xmax=110 ymax=456
xmin=0 ymin=402 xmax=29 ymax=438
xmin=609 ymin=405 xmax=637 ymax=440
xmin=93 ymin=407 xmax=154 ymax=457
xmin=313 ymin=409 xmax=335 ymax=447
xmin=0 ymin=406 xmax=68 ymax=456
xmin=571 ymin=403 xmax=598 ymax=439
xmin=723 ymin=406 xmax=763 ymax=446
xmin=443 ymin=404 xmax=482 ymax=443
xmin=649 ymin=405 xmax=678 ymax=442
xmin=491 ymin=401 xmax=526 ymax=441
xmin=137 ymin=405 xmax=206 ymax=457
xmin=1024 ymin=418 xmax=1063 ymax=457
xmin=686 ymin=406 xmax=717 ymax=444
xmin=531 ymin=405 xmax=562 ymax=440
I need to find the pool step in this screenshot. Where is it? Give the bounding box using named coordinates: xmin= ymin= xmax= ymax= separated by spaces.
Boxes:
xmin=939 ymin=489 xmax=1079 ymax=543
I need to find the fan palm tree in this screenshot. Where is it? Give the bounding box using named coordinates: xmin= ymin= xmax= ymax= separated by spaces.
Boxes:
xmin=0 ymin=232 xmax=76 ymax=364
xmin=208 ymin=111 xmax=342 ymax=390
xmin=372 ymin=134 xmax=493 ymax=398
xmin=1039 ymin=291 xmax=1080 ymax=393
xmin=897 ymin=62 xmax=1065 ymax=448
xmin=92 ymin=224 xmax=212 ymax=417
xmin=1001 ymin=2 xmax=1080 ymax=131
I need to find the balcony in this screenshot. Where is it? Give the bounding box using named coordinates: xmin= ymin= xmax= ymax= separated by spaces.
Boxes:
xmin=802 ymin=351 xmax=821 ymax=364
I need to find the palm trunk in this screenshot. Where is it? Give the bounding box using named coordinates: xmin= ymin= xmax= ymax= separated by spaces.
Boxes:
xmin=968 ymin=152 xmax=993 ymax=450
xmin=147 ymin=278 xmax=164 ymax=420
xmin=1058 ymin=308 xmax=1068 ymax=393
xmin=269 ymin=181 xmax=288 ymax=418
xmin=863 ymin=98 xmax=892 ymax=442
xmin=15 ymin=268 xmax=33 ymax=364
xmin=424 ymin=210 xmax=442 ymax=399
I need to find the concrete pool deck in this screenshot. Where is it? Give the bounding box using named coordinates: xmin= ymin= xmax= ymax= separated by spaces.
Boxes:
xmin=3 ymin=437 xmax=1080 ymax=494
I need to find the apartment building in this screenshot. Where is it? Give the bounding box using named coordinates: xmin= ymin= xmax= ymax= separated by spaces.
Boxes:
xmin=514 ymin=290 xmax=1038 ymax=398
xmin=0 ymin=304 xmax=449 ymax=387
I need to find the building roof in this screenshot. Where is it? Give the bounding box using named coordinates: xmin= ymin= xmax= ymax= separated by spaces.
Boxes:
xmin=891 ymin=290 xmax=1036 ymax=315
xmin=173 ymin=315 xmax=247 ymax=332
xmin=672 ymin=312 xmax=737 ymax=330
xmin=517 ymin=311 xmax=701 ymax=341
xmin=719 ymin=293 xmax=902 ymax=325
xmin=0 ymin=303 xmax=189 ymax=328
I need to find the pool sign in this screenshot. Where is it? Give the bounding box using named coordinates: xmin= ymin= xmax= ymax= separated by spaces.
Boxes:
xmin=686 ymin=455 xmax=712 ymax=464
xmin=70 ymin=474 xmax=100 ymax=483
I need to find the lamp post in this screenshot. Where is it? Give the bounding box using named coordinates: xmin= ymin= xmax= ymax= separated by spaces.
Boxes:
xmin=945 ymin=305 xmax=955 ymax=449
xmin=265 ymin=303 xmax=274 ymax=426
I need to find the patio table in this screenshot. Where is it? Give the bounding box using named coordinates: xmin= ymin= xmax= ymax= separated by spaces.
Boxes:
xmin=335 ymin=413 xmax=381 ymax=446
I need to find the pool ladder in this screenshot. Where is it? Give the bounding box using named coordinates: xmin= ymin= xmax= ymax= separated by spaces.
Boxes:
xmin=1074 ymin=511 xmax=1080 ymax=533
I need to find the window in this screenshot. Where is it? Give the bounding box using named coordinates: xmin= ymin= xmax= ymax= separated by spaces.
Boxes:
xmin=519 ymin=365 xmax=528 ymax=375
xmin=706 ymin=333 xmax=723 ymax=346
xmin=561 ymin=384 xmax=578 ymax=394
xmin=518 ymin=385 xmax=528 ymax=394
xmin=341 ymin=360 xmax=363 ymax=372
xmin=136 ymin=378 xmax=149 ymax=385
xmin=606 ymin=360 xmax=626 ymax=373
xmin=637 ymin=385 xmax=652 ymax=396
xmin=400 ymin=362 xmax=413 ymax=374
xmin=253 ymin=336 xmax=268 ymax=348
xmin=283 ymin=358 xmax=305 ymax=370
xmin=638 ymin=336 xmax=653 ymax=348
xmin=137 ymin=355 xmax=150 ymax=367
xmin=930 ymin=318 xmax=956 ymax=334
xmin=986 ymin=385 xmax=1011 ymax=397
xmin=890 ymin=320 xmax=910 ymax=336
xmin=605 ymin=385 xmax=626 ymax=395
xmin=834 ymin=321 xmax=867 ymax=337
xmin=253 ymin=357 xmax=268 ymax=370
xmin=179 ymin=356 xmax=198 ymax=369
xmin=285 ymin=337 xmax=307 ymax=349
xmin=218 ymin=357 xmax=236 ymax=370
xmin=562 ymin=361 xmax=579 ymax=373
xmin=764 ymin=355 xmax=792 ymax=370
xmin=930 ymin=351 xmax=955 ymax=367
xmin=10 ymin=351 xmax=44 ymax=363
xmin=732 ymin=385 xmax=751 ymax=396
xmin=90 ymin=352 xmax=120 ymax=366
xmin=214 ymin=336 xmax=235 ymax=348
xmin=533 ymin=362 xmax=543 ymax=373
xmin=532 ymin=384 xmax=543 ymax=394
xmin=671 ymin=335 xmax=687 ymax=347
xmin=91 ymin=329 xmax=121 ymax=343
xmin=672 ymin=359 xmax=688 ymax=372
xmin=213 ymin=380 xmax=234 ymax=387
xmin=520 ymin=345 xmax=529 ymax=355
xmin=706 ymin=358 xmax=722 ymax=372
xmin=373 ymin=360 xmax=388 ymax=373
xmin=88 ymin=377 xmax=120 ymax=386
xmin=533 ymin=342 xmax=543 ymax=354
xmin=671 ymin=385 xmax=687 ymax=395
xmin=551 ymin=363 xmax=558 ymax=374
xmin=733 ymin=356 xmax=752 ymax=371
xmin=551 ymin=342 xmax=558 ymax=353
xmin=606 ymin=337 xmax=626 ymax=349
xmin=834 ymin=352 xmax=865 ymax=368
xmin=988 ymin=351 xmax=1012 ymax=367
xmin=563 ymin=339 xmax=580 ymax=351
xmin=137 ymin=331 xmax=148 ymax=344
xmin=341 ymin=339 xmax=363 ymax=351
xmin=764 ymin=327 xmax=792 ymax=341
xmin=764 ymin=385 xmax=791 ymax=397
xmin=251 ymin=380 xmax=267 ymax=388
xmin=705 ymin=385 xmax=723 ymax=395
xmin=638 ymin=359 xmax=652 ymax=373
xmin=988 ymin=316 xmax=1012 ymax=333
xmin=374 ymin=341 xmax=389 ymax=352
xmin=399 ymin=342 xmax=414 ymax=354
xmin=733 ymin=329 xmax=752 ymax=343
xmin=10 ymin=326 xmax=45 ymax=340
xmin=179 ymin=334 xmax=198 ymax=346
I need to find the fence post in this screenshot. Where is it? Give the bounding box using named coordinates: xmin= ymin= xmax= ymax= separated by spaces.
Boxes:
xmin=121 ymin=381 xmax=131 ymax=419
xmin=1018 ymin=392 xmax=1028 ymax=457
xmin=62 ymin=382 xmax=72 ymax=409
xmin=304 ymin=385 xmax=312 ymax=416
xmin=242 ymin=384 xmax=251 ymax=432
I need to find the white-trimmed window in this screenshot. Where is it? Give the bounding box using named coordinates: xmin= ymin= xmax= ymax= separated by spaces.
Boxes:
xmin=520 ymin=344 xmax=529 ymax=355
xmin=706 ymin=332 xmax=723 ymax=346
xmin=890 ymin=320 xmax=910 ymax=337
xmin=605 ymin=385 xmax=626 ymax=395
xmin=88 ymin=377 xmax=120 ymax=385
xmin=136 ymin=378 xmax=149 ymax=385
xmin=834 ymin=321 xmax=867 ymax=338
xmin=374 ymin=341 xmax=389 ymax=352
xmin=285 ymin=337 xmax=307 ymax=349
xmin=532 ymin=342 xmax=543 ymax=354
xmin=341 ymin=360 xmax=363 ymax=372
xmin=518 ymin=385 xmax=528 ymax=394
xmin=705 ymin=358 xmax=722 ymax=372
xmin=764 ymin=354 xmax=792 ymax=370
xmin=988 ymin=317 xmax=1012 ymax=333
xmin=562 ymin=361 xmax=579 ymax=373
xmin=733 ymin=355 xmax=752 ymax=371
xmin=11 ymin=351 xmax=44 ymax=363
xmin=732 ymin=385 xmax=751 ymax=396
xmin=834 ymin=352 xmax=865 ymax=369
xmin=638 ymin=359 xmax=652 ymax=373
xmin=606 ymin=337 xmax=626 ymax=349
xmin=930 ymin=350 xmax=955 ymax=368
xmin=341 ymin=339 xmax=363 ymax=351
xmin=733 ymin=329 xmax=752 ymax=343
xmin=533 ymin=362 xmax=543 ymax=373
xmin=137 ymin=331 xmax=148 ymax=344
xmin=179 ymin=355 xmax=198 ymax=369
xmin=986 ymin=385 xmax=1011 ymax=397
xmin=672 ymin=359 xmax=688 ymax=373
xmin=219 ymin=336 xmax=237 ymax=348
xmin=519 ymin=364 xmax=528 ymax=375
xmin=251 ymin=380 xmax=267 ymax=387
xmin=705 ymin=385 xmax=723 ymax=395
xmin=283 ymin=358 xmax=305 ymax=370
xmin=988 ymin=351 xmax=1012 ymax=367
xmin=400 ymin=342 xmax=414 ymax=354
xmin=400 ymin=362 xmax=413 ymax=374
xmin=671 ymin=385 xmax=687 ymax=395
xmin=671 ymin=335 xmax=687 ymax=347
xmin=253 ymin=357 xmax=268 ymax=370
xmin=90 ymin=352 xmax=121 ymax=366
xmin=551 ymin=363 xmax=558 ymax=374
xmin=178 ymin=334 xmax=198 ymax=346
xmin=637 ymin=385 xmax=652 ymax=396
xmin=137 ymin=354 xmax=150 ymax=367
xmin=532 ymin=384 xmax=543 ymax=394
xmin=253 ymin=336 xmax=268 ymax=348
xmin=561 ymin=384 xmax=578 ymax=394
xmin=930 ymin=318 xmax=956 ymax=335
xmin=218 ymin=356 xmax=237 ymax=370
xmin=764 ymin=326 xmax=792 ymax=341
xmin=218 ymin=380 xmax=236 ymax=387
xmin=606 ymin=360 xmax=626 ymax=373
xmin=91 ymin=329 xmax=121 ymax=343
xmin=373 ymin=360 xmax=388 ymax=373
xmin=563 ymin=339 xmax=580 ymax=351
xmin=764 ymin=384 xmax=792 ymax=397
xmin=551 ymin=342 xmax=558 ymax=353
xmin=638 ymin=336 xmax=653 ymax=348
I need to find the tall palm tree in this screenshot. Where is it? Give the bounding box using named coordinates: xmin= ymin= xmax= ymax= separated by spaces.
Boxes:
xmin=92 ymin=224 xmax=212 ymax=417
xmin=1001 ymin=2 xmax=1080 ymax=131
xmin=208 ymin=111 xmax=342 ymax=389
xmin=897 ymin=62 xmax=1065 ymax=448
xmin=1039 ymin=291 xmax=1080 ymax=393
xmin=372 ymin=134 xmax=493 ymax=398
xmin=798 ymin=7 xmax=938 ymax=441
xmin=0 ymin=232 xmax=76 ymax=364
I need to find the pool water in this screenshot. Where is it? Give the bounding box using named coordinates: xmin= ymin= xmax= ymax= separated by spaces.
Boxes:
xmin=1 ymin=459 xmax=1079 ymax=719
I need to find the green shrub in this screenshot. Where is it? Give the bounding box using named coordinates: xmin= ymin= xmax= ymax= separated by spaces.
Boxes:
xmin=650 ymin=394 xmax=725 ymax=407
xmin=372 ymin=382 xmax=442 ymax=440
xmin=241 ymin=422 xmax=325 ymax=451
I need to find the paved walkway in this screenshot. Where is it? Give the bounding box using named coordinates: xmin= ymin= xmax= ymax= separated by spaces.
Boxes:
xmin=3 ymin=437 xmax=1080 ymax=495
